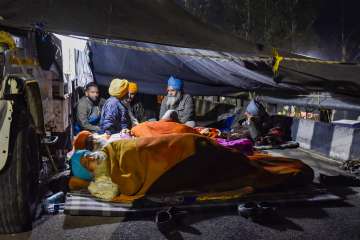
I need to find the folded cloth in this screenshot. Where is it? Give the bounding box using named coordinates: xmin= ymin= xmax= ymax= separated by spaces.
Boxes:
xmin=88 ymin=176 xmax=119 ymax=201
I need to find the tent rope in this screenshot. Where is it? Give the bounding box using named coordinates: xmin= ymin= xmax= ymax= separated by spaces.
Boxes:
xmin=86 ymin=36 xmax=271 ymax=62
xmin=66 ymin=35 xmax=360 ymax=79
xmin=83 ymin=36 xmax=351 ymax=64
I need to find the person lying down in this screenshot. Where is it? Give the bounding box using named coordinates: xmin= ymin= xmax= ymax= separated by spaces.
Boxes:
xmin=69 ymin=133 xmax=314 ymax=202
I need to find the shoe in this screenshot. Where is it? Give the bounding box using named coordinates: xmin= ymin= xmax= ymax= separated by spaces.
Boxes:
xmin=238 ymin=202 xmax=276 ymax=220
xmin=237 ymin=202 xmax=258 ymax=218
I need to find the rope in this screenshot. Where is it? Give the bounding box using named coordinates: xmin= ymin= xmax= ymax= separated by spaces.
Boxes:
xmin=86 ymin=36 xmax=271 ymax=62
xmin=2 ymin=29 xmax=352 ymax=75
xmin=283 ymin=57 xmax=344 ymax=64
xmin=81 ymin=36 xmax=355 ymax=66
xmin=82 ymin=36 xmax=360 ymax=79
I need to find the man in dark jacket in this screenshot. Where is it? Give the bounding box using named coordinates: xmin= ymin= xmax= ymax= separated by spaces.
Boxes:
xmin=75 ymin=82 xmax=105 ymax=133
xmin=99 ymin=78 xmax=133 ymax=134
xmin=159 ymin=76 xmax=195 ymax=127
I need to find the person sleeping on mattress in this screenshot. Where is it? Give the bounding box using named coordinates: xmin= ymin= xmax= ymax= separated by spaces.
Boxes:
xmin=69 ymin=133 xmax=314 ymax=202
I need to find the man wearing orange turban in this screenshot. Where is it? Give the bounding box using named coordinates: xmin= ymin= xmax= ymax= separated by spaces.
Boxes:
xmin=123 ymin=82 xmax=141 ymax=127
xmin=128 ymin=82 xmax=138 ymax=94
xmin=100 ymin=79 xmax=132 ymax=134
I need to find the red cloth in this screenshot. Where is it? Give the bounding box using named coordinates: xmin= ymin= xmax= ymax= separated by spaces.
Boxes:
xmin=194 ymin=127 xmax=221 ymax=138
xmin=269 ymin=127 xmax=285 ymax=137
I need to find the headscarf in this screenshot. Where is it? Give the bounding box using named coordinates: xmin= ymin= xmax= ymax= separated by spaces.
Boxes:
xmin=73 ymin=130 xmax=92 ymax=150
xmin=70 ymin=150 xmax=93 ymax=181
xmin=128 ymin=82 xmax=138 ymax=94
xmin=108 ymin=78 xmax=129 ymax=98
xmin=245 ymin=100 xmax=268 ymax=117
xmin=246 ymin=100 xmax=260 ymax=116
xmin=167 ymin=76 xmax=183 ymax=91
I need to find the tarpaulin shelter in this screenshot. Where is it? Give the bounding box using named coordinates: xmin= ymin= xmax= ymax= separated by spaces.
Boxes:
xmin=89 ymin=39 xmax=360 ymax=101
xmin=90 ymin=40 xmax=302 ymax=96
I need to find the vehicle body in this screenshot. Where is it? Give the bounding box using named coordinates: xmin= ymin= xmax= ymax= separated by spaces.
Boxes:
xmin=0 ymin=48 xmax=44 ymax=232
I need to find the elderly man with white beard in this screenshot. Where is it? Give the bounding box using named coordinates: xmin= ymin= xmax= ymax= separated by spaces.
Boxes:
xmin=159 ymin=76 xmax=195 ymax=127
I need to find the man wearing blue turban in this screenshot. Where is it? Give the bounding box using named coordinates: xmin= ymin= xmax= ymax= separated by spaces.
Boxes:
xmin=159 ymin=76 xmax=195 ymax=127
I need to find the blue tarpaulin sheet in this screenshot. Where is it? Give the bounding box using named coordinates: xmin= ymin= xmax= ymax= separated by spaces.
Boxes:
xmin=90 ymin=40 xmax=300 ymax=96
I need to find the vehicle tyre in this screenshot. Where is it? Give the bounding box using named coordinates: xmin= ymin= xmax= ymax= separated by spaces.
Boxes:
xmin=0 ymin=103 xmax=40 ymax=234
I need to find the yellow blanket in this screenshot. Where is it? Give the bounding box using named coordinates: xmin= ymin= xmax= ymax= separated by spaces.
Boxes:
xmin=100 ymin=134 xmax=198 ymax=202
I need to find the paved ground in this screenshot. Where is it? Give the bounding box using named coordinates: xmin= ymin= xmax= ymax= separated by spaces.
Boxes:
xmin=1 ymin=148 xmax=360 ymax=240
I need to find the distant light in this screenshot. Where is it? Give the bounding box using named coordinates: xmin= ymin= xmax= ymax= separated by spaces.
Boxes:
xmin=295 ymin=51 xmax=325 ymax=60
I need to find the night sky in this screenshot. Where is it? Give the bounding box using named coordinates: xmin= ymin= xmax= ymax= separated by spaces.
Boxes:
xmin=314 ymin=0 xmax=360 ymax=60
xmin=315 ymin=0 xmax=360 ymax=34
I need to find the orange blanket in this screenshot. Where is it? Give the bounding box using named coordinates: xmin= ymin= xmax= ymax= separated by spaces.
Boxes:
xmin=249 ymin=152 xmax=307 ymax=175
xmin=131 ymin=120 xmax=199 ymax=137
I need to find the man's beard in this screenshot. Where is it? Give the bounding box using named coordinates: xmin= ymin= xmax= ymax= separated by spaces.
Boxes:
xmin=166 ymin=92 xmax=181 ymax=109
xmin=88 ymin=96 xmax=99 ymax=104
xmin=123 ymin=98 xmax=132 ymax=105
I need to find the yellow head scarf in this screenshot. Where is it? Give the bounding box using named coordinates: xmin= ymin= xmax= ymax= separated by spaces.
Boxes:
xmin=128 ymin=82 xmax=138 ymax=94
xmin=108 ymin=78 xmax=129 ymax=98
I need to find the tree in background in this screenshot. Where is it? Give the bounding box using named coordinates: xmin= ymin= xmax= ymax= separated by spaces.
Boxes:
xmin=338 ymin=1 xmax=360 ymax=61
xmin=178 ymin=0 xmax=360 ymax=61
xmin=177 ymin=0 xmax=320 ymax=53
